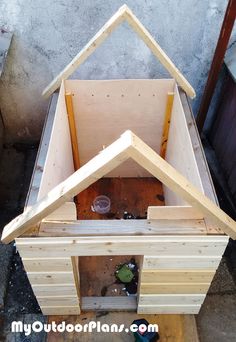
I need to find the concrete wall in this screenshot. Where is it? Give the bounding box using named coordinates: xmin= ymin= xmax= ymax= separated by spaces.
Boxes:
xmin=0 ymin=0 xmax=235 ymax=142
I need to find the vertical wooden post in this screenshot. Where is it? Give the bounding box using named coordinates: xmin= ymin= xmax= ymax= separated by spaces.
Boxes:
xmin=160 ymin=92 xmax=174 ymax=159
xmin=196 ymin=0 xmax=236 ymax=133
xmin=65 ymin=93 xmax=80 ymax=170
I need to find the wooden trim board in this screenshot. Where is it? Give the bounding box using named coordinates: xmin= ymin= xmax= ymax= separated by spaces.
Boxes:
xmin=2 ymin=130 xmax=236 ymax=243
xmin=147 ymin=206 xmax=204 ymax=220
xmin=42 ymin=5 xmax=195 ymax=98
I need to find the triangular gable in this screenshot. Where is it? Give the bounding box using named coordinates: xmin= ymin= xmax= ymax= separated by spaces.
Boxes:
xmin=42 ymin=4 xmax=196 ymax=99
xmin=2 ymin=130 xmax=236 ymax=243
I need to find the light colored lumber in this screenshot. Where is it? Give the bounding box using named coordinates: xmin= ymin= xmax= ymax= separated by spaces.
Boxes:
xmin=163 ymin=85 xmax=204 ymax=206
xmin=16 ymin=235 xmax=228 ymax=258
xmin=140 ymin=283 xmax=210 ymax=294
xmin=142 ymin=256 xmax=221 ymax=270
xmin=27 ymin=272 xmax=74 ymax=285
xmin=41 ymin=306 xmax=80 ymax=315
xmin=81 ymin=296 xmax=137 ymax=311
xmin=39 ymin=219 xmax=207 ymax=236
xmin=25 ymin=93 xmax=58 ymax=208
xmin=65 ymin=93 xmax=80 ymax=170
xmin=65 ymin=79 xmax=174 ymax=177
xmin=42 ymin=5 xmax=195 ymax=98
xmin=37 ymin=296 xmax=79 ymax=307
xmin=22 ymin=257 xmax=72 ymax=272
xmin=1 ymin=130 xmax=132 ymax=243
xmin=141 ymin=270 xmax=215 ymax=283
xmin=3 ymin=130 xmax=236 ymax=242
xmin=32 ymin=284 xmax=77 ymax=297
xmin=138 ymin=305 xmax=201 ymax=314
xmin=182 ymin=315 xmax=200 ymax=342
xmin=71 ymin=256 xmax=81 ymax=306
xmin=179 ymin=89 xmax=223 ymax=235
xmin=160 ymin=92 xmax=174 ymax=158
xmin=139 ymin=294 xmax=205 ymax=306
xmin=38 ymin=81 xmax=75 ymax=200
xmin=128 ymin=132 xmax=236 ymax=239
xmin=147 ymin=206 xmax=204 ymax=220
xmin=44 ymin=202 xmax=77 ymax=221
xmin=123 ymin=7 xmax=195 ymax=98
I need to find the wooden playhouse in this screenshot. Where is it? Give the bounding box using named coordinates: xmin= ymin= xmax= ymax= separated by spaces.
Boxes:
xmin=2 ymin=5 xmax=236 ymax=316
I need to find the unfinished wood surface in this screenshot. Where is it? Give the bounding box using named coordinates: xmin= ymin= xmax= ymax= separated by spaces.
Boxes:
xmin=32 ymin=284 xmax=77 ymax=297
xmin=38 ymin=81 xmax=74 ymax=200
xmin=43 ymin=202 xmax=77 ymax=221
xmin=147 ymin=206 xmax=204 ymax=220
xmin=77 ymin=177 xmax=164 ymax=219
xmin=141 ymin=270 xmax=215 ymax=283
xmin=47 ymin=312 xmax=199 ymax=341
xmin=128 ymin=133 xmax=236 ymax=239
xmin=142 ymin=256 xmax=221 ymax=270
xmin=138 ymin=305 xmax=201 ymax=314
xmin=4 ymin=130 xmax=236 ymax=242
xmin=16 ymin=236 xmax=228 ymax=258
xmin=27 ymin=272 xmax=74 ymax=285
xmin=81 ymin=297 xmax=137 ymax=311
xmin=140 ymin=283 xmax=210 ymax=294
xmin=139 ymin=294 xmax=205 ymax=306
xmin=41 ymin=306 xmax=80 ymax=315
xmin=179 ymin=89 xmax=223 ymax=235
xmin=71 ymin=256 xmax=81 ymax=304
xmin=65 ymin=93 xmax=80 ymax=170
xmin=22 ymin=257 xmax=72 ymax=272
xmin=2 ymin=131 xmax=132 ymax=243
xmin=160 ymin=92 xmax=174 ymax=158
xmin=163 ymin=85 xmax=204 ymax=206
xmin=66 ymin=79 xmax=174 ymax=177
xmin=37 ymin=296 xmax=79 ymax=307
xmin=42 ymin=5 xmax=195 ymax=98
xmin=25 ymin=94 xmax=58 ymax=208
xmin=39 ymin=219 xmax=207 ymax=237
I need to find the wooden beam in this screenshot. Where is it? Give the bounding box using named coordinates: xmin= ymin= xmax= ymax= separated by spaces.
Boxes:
xmin=39 ymin=219 xmax=206 ymax=236
xmin=1 ymin=131 xmax=132 ymax=243
xmin=42 ymin=5 xmax=195 ymax=98
xmin=65 ymin=93 xmax=80 ymax=170
xmin=147 ymin=206 xmax=204 ymax=220
xmin=128 ymin=133 xmax=236 ymax=239
xmin=160 ymin=92 xmax=174 ymax=158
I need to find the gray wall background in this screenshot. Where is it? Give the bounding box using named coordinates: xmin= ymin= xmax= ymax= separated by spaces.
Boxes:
xmin=0 ymin=0 xmax=235 ymax=142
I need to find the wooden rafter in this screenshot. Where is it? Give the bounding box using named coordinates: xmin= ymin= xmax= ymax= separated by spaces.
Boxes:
xmin=2 ymin=130 xmax=236 ymax=243
xmin=42 ymin=4 xmax=195 ymax=99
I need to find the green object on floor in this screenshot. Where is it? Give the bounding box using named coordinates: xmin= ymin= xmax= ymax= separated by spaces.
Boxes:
xmin=116 ymin=264 xmax=134 ymax=283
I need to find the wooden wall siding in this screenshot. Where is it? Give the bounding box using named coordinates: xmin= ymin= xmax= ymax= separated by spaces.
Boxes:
xmin=22 ymin=257 xmax=80 ymax=315
xmin=210 ymin=74 xmax=236 ymax=206
xmin=142 ymin=256 xmax=221 ymax=269
xmin=137 ymin=305 xmax=201 ymax=314
xmin=16 ymin=236 xmax=228 ymax=258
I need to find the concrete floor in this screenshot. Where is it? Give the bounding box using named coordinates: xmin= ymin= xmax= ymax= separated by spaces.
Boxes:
xmin=1 ymin=144 xmax=236 ymax=341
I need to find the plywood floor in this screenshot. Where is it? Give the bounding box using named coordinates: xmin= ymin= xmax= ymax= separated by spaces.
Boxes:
xmin=77 ymin=177 xmax=164 ymax=220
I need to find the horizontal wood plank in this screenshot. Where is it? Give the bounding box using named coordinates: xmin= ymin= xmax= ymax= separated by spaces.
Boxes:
xmin=140 ymin=283 xmax=210 ymax=294
xmin=148 ymin=206 xmax=204 ymax=220
xmin=81 ymin=296 xmax=137 ymax=311
xmin=27 ymin=272 xmax=74 ymax=285
xmin=39 ymin=219 xmax=207 ymax=237
xmin=141 ymin=270 xmax=215 ymax=283
xmin=22 ymin=258 xmax=72 ymax=272
xmin=32 ymin=284 xmax=77 ymax=297
xmin=142 ymin=256 xmax=221 ymax=270
xmin=41 ymin=306 xmax=80 ymax=315
xmin=139 ymin=294 xmax=205 ymax=306
xmin=37 ymin=296 xmax=79 ymax=307
xmin=138 ymin=305 xmax=201 ymax=314
xmin=16 ymin=236 xmax=228 ymax=258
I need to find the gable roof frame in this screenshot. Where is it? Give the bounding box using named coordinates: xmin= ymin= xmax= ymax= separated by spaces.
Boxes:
xmin=42 ymin=4 xmax=196 ymax=99
xmin=2 ymin=130 xmax=236 ymax=244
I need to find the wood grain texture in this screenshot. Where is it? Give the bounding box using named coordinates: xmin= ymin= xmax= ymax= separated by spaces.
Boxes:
xmin=160 ymin=92 xmax=174 ymax=158
xmin=22 ymin=257 xmax=72 ymax=272
xmin=147 ymin=206 xmax=204 ymax=220
xmin=140 ymin=283 xmax=210 ymax=294
xmin=16 ymin=235 xmax=228 ymax=258
xmin=141 ymin=270 xmax=215 ymax=283
xmin=139 ymin=294 xmax=205 ymax=305
xmin=138 ymin=305 xmax=201 ymax=314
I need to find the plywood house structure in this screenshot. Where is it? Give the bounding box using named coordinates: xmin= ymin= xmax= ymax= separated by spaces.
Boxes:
xmin=2 ymin=5 xmax=236 ymax=316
